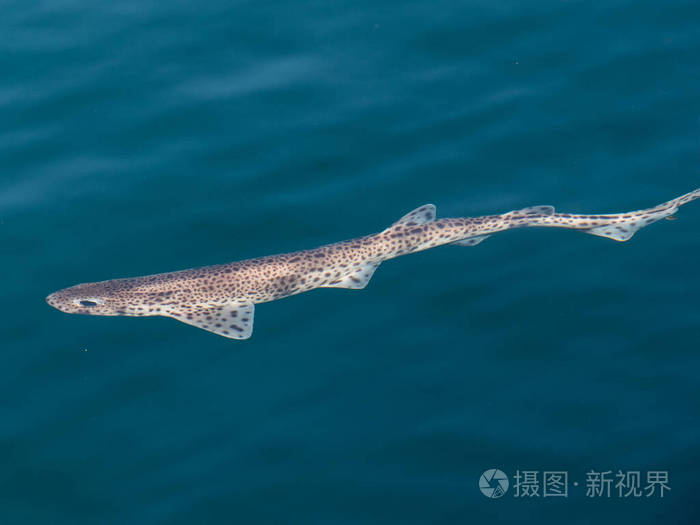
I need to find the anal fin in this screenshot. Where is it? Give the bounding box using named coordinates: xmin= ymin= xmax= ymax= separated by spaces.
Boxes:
xmin=452 ymin=235 xmax=490 ymax=247
xmin=586 ymin=224 xmax=639 ymax=242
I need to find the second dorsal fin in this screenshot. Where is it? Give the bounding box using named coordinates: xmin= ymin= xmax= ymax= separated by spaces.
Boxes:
xmin=509 ymin=205 xmax=556 ymax=217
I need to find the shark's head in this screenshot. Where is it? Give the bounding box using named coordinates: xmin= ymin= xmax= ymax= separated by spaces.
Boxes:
xmin=46 ymin=280 xmax=138 ymax=316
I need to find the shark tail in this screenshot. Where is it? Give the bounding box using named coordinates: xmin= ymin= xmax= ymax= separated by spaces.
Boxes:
xmin=584 ymin=188 xmax=700 ymax=242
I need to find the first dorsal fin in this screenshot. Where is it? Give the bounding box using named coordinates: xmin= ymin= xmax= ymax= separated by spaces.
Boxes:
xmin=391 ymin=204 xmax=436 ymax=227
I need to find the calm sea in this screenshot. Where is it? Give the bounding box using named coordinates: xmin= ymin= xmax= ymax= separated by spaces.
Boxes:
xmin=2 ymin=1 xmax=700 ymax=523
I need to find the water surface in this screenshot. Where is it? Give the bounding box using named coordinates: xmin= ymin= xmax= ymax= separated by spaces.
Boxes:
xmin=2 ymin=1 xmax=700 ymax=523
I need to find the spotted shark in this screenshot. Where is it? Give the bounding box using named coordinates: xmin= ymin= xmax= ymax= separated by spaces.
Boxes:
xmin=46 ymin=188 xmax=699 ymax=340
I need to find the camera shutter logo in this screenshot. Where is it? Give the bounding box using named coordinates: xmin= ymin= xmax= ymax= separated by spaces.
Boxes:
xmin=479 ymin=469 xmax=509 ymax=498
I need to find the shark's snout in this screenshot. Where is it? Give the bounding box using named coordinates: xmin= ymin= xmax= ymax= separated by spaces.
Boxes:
xmin=46 ymin=290 xmax=73 ymax=313
xmin=45 ymin=286 xmax=101 ymax=314
xmin=46 ymin=292 xmax=59 ymax=308
xmin=45 ymin=281 xmax=137 ymax=316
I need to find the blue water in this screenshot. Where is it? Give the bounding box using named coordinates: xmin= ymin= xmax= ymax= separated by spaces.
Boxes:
xmin=3 ymin=1 xmax=700 ymax=523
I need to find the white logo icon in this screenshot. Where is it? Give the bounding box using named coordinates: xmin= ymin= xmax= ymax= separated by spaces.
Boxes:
xmin=479 ymin=469 xmax=509 ymax=498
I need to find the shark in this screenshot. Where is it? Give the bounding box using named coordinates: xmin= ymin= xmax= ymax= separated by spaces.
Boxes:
xmin=46 ymin=188 xmax=699 ymax=340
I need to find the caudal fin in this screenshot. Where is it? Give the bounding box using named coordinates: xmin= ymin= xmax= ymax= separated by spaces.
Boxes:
xmin=585 ymin=188 xmax=700 ymax=242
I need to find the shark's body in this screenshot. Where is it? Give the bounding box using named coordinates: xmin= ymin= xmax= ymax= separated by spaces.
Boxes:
xmin=47 ymin=189 xmax=700 ymax=339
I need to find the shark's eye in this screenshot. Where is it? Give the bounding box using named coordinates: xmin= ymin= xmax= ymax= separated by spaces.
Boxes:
xmin=80 ymin=300 xmax=98 ymax=307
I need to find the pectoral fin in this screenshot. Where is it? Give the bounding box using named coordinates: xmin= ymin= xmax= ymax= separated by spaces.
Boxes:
xmin=165 ymin=301 xmax=255 ymax=340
